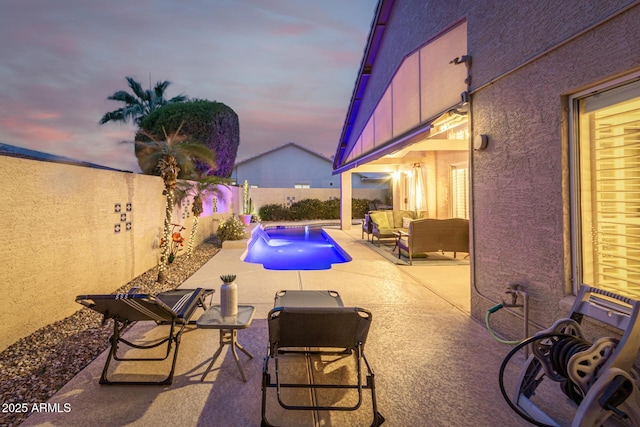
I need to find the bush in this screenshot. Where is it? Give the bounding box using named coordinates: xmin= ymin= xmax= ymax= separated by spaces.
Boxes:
xmin=257 ymin=198 xmax=376 ymax=221
xmin=289 ymin=199 xmax=326 ymax=220
xmin=216 ymin=215 xmax=245 ymax=242
xmin=258 ymin=204 xmax=291 ymax=221
xmin=352 ymin=198 xmax=373 ymax=219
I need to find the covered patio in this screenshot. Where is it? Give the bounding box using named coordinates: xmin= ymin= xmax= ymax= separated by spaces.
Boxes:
xmin=18 ymin=227 xmax=576 ymax=427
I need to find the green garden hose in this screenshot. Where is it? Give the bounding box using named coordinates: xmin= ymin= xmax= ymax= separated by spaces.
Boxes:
xmin=486 ymin=304 xmax=521 ymax=345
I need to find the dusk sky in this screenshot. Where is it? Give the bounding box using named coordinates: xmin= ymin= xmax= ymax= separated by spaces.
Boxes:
xmin=0 ymin=0 xmax=377 ymax=172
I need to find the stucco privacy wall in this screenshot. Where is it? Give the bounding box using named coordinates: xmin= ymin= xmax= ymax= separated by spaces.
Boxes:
xmin=231 ymin=187 xmax=387 ymax=215
xmin=0 ymin=156 xmax=220 ymax=351
xmin=468 ymin=0 xmax=640 ymax=336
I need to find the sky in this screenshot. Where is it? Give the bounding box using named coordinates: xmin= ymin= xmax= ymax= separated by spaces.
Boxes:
xmin=0 ymin=0 xmax=377 ymax=172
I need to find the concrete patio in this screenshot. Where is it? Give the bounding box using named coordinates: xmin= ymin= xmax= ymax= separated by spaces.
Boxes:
xmin=19 ymin=227 xmax=569 ymax=426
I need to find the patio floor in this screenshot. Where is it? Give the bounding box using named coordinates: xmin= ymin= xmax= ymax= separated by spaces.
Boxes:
xmin=19 ymin=227 xmax=551 ymax=426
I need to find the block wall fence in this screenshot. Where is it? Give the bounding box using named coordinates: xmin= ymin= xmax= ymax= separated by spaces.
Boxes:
xmin=0 ymin=156 xmax=229 ymax=351
xmin=0 ymin=156 xmax=385 ymax=351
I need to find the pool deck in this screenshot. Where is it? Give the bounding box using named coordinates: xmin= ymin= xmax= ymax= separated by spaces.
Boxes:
xmin=18 ymin=226 xmax=546 ymax=426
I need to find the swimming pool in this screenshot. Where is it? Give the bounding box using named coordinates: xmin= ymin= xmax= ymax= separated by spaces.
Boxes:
xmin=242 ymin=226 xmax=352 ymax=270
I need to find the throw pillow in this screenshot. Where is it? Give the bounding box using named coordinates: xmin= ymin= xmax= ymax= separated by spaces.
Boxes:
xmin=402 ymin=217 xmax=413 ymax=228
xmin=370 ymin=212 xmax=390 ymax=229
xmin=393 ymin=210 xmax=414 ymax=227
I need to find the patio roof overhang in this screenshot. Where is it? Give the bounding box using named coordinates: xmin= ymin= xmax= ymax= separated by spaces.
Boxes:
xmin=333 ymin=0 xmax=395 ymax=172
xmin=333 ymin=108 xmax=469 ymax=175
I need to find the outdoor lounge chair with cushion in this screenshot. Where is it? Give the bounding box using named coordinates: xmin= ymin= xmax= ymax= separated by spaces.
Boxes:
xmin=397 ymin=218 xmax=469 ymax=265
xmin=76 ymin=287 xmax=211 ymax=385
xmin=261 ymin=305 xmax=385 ymax=426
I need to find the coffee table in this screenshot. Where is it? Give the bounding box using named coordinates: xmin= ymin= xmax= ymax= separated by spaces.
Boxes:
xmin=197 ymin=305 xmax=255 ymax=382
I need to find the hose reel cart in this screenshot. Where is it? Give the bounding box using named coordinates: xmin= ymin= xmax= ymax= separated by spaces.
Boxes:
xmin=499 ymin=285 xmax=640 ymax=426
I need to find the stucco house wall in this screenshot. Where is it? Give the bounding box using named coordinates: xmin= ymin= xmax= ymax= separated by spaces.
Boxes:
xmin=233 ymin=143 xmax=387 ymax=190
xmin=469 ymin=0 xmax=640 ymax=335
xmin=0 ymin=156 xmax=223 ymax=351
xmin=434 ymin=151 xmax=467 ymax=218
xmin=336 ymin=0 xmax=640 ymax=340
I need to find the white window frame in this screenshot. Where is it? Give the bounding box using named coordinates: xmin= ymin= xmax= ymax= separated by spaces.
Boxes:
xmin=569 ymin=71 xmax=640 ymax=296
xmin=450 ymin=162 xmax=469 ymax=219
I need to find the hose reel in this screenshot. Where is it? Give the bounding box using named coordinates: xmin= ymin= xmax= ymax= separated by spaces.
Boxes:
xmin=500 ymin=285 xmax=640 ymax=427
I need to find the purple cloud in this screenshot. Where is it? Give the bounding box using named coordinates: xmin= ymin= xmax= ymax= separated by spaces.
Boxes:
xmin=0 ymin=0 xmax=376 ymax=170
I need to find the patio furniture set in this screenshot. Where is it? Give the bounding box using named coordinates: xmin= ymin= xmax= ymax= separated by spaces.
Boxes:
xmin=75 ymin=288 xmax=385 ymax=426
xmin=363 ymin=209 xmax=470 ymax=264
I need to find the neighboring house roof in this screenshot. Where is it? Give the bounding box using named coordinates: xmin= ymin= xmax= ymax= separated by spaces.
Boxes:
xmin=233 ymin=142 xmax=387 ymax=181
xmin=333 ymin=0 xmax=394 ymax=170
xmin=234 ymin=142 xmax=332 ymax=167
xmin=0 ymin=142 xmax=130 ymax=172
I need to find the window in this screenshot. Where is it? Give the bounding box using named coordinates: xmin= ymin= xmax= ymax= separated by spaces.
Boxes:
xmin=450 ymin=163 xmax=469 ymax=219
xmin=572 ymin=76 xmax=640 ymax=298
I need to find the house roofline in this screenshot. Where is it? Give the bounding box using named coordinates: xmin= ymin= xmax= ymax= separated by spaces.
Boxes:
xmin=333 ymin=0 xmax=395 ymax=171
xmin=234 ymin=142 xmax=333 ymax=167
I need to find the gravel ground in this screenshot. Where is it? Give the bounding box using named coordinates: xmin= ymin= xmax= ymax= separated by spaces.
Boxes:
xmin=0 ymin=239 xmax=220 ymax=427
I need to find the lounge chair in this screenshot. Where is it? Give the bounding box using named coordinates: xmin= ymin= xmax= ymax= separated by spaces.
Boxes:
xmin=261 ymin=302 xmax=385 ymax=426
xmin=76 ymin=287 xmax=211 ymax=385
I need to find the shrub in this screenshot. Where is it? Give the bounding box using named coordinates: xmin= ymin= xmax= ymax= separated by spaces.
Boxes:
xmin=289 ymin=199 xmax=325 ymax=220
xmin=216 ymin=215 xmax=245 ymax=243
xmin=257 ymin=198 xmax=376 ymax=221
xmin=258 ymin=204 xmax=291 ymax=221
xmin=352 ymin=198 xmax=373 ymax=219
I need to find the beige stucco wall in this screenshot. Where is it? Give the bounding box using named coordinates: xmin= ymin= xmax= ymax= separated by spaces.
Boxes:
xmin=434 ymin=151 xmax=468 ymax=218
xmin=0 ymin=156 xmax=220 ymax=351
xmin=469 ymin=0 xmax=640 ymax=337
xmin=232 ymin=187 xmax=387 ymax=215
xmin=342 ymin=0 xmax=640 ymax=340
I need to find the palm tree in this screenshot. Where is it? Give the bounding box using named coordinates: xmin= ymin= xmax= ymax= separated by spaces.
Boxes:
xmin=136 ymin=121 xmax=216 ymax=282
xmin=177 ymin=175 xmax=227 ymax=258
xmin=99 ymin=77 xmax=188 ymax=126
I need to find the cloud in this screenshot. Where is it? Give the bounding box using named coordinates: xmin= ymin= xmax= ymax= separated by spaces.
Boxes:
xmin=0 ymin=0 xmax=377 ymax=170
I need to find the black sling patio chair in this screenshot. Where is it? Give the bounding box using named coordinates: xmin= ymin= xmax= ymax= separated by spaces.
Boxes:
xmin=76 ymin=287 xmax=211 ymax=385
xmin=261 ymin=306 xmax=385 ymax=426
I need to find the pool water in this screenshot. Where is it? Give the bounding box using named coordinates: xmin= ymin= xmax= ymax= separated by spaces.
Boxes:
xmin=242 ymin=226 xmax=352 ymax=270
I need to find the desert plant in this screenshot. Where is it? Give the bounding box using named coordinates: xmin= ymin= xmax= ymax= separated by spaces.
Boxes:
xmin=176 ymin=175 xmax=227 ymax=258
xmin=135 ymin=122 xmax=215 ymax=282
xmin=216 ymin=215 xmax=246 ymax=243
xmin=220 ymin=274 xmax=236 ymax=283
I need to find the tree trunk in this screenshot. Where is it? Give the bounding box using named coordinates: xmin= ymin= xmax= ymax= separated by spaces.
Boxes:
xmin=187 ymin=215 xmax=199 ymax=258
xmin=157 ymin=188 xmax=174 ymax=283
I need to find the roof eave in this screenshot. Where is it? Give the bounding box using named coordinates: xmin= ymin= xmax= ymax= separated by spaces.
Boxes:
xmin=333 ymin=0 xmax=395 ymax=171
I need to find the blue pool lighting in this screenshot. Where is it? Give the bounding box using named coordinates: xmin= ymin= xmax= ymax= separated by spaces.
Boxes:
xmin=242 ymin=226 xmax=352 ymax=270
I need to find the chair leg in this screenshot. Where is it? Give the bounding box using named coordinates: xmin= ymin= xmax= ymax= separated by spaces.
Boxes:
xmin=100 ymin=319 xmax=183 ymax=386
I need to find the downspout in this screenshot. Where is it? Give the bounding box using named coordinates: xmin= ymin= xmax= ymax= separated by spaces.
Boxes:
xmin=468 ymin=1 xmax=640 ymax=336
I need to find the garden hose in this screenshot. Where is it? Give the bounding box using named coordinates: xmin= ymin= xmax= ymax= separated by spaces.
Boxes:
xmin=486 ymin=304 xmax=521 ymax=345
xmin=498 ymin=333 xmax=577 ymax=427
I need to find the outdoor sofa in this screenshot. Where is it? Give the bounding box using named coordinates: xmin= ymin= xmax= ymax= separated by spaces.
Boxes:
xmin=397 ymin=218 xmax=469 ymax=264
xmin=364 ymin=209 xmax=420 ymax=246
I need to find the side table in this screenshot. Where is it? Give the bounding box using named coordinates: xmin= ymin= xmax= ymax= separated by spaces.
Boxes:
xmin=197 ymin=305 xmax=255 ymax=382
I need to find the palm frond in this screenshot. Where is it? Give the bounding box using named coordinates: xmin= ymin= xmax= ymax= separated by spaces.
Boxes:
xmin=126 ymin=77 xmax=146 ymax=99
